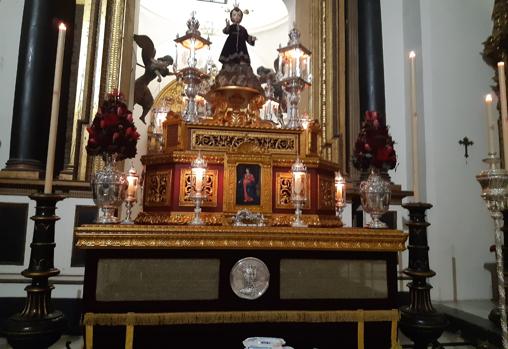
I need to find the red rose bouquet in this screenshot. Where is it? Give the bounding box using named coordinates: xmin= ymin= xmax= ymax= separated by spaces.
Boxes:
xmin=86 ymin=91 xmax=140 ymax=160
xmin=352 ymin=111 xmax=397 ymax=171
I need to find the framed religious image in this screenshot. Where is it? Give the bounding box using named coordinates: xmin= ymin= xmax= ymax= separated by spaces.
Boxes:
xmin=236 ymin=164 xmax=261 ymax=206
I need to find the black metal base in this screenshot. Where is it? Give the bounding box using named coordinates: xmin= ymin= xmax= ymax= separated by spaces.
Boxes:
xmin=399 ymin=202 xmax=448 ymax=349
xmin=489 ymin=307 xmax=502 ymax=326
xmin=400 ymin=306 xmax=448 ymax=349
xmin=0 ymin=193 xmax=66 ymax=349
xmin=2 ymin=311 xmax=66 ymax=349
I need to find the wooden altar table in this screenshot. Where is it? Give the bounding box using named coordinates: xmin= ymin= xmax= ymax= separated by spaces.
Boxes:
xmin=75 ymin=225 xmax=407 ymax=349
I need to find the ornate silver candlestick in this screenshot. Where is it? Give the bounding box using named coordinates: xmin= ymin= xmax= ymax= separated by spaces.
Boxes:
xmin=335 ymin=171 xmax=346 ymax=222
xmin=174 ymin=13 xmax=211 ymax=124
xmin=189 ymin=152 xmax=207 ymax=226
xmin=291 ymin=157 xmax=307 ymax=228
xmin=277 ymin=27 xmax=312 ymax=129
xmin=476 ymin=153 xmax=508 ymax=349
xmin=122 ymin=164 xmax=139 ymax=224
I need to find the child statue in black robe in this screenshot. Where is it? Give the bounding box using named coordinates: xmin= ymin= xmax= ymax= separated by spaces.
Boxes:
xmin=219 ymin=7 xmax=257 ymax=64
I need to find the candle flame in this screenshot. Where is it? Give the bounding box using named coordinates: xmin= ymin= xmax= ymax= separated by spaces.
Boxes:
xmin=486 ymin=94 xmax=493 ymax=103
xmin=498 ymin=61 xmax=505 ymax=67
xmin=409 ymin=51 xmax=416 ymax=59
xmin=59 ymin=22 xmax=67 ymax=31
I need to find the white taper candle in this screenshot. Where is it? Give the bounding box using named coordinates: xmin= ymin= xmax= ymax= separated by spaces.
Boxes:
xmin=44 ymin=22 xmax=66 ymax=194
xmin=409 ymin=51 xmax=420 ymax=202
xmin=498 ymin=62 xmax=508 ymax=167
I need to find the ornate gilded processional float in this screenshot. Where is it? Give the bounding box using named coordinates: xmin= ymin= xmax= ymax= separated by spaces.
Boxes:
xmin=139 ymin=14 xmax=339 ymax=227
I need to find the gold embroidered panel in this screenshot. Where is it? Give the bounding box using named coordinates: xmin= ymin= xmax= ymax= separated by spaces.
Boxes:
xmin=191 ymin=129 xmax=297 ymax=154
xmin=317 ymin=175 xmax=335 ymax=210
xmin=145 ymin=170 xmax=172 ymax=207
xmin=178 ymin=169 xmax=218 ymax=207
xmin=275 ymin=172 xmax=311 ymax=210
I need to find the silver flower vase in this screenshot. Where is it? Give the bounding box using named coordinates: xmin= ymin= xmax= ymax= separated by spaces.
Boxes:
xmin=91 ymin=154 xmax=127 ymax=223
xmin=360 ymin=168 xmax=391 ymax=228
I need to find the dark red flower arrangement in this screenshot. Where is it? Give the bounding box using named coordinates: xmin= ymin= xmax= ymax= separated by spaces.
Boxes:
xmin=352 ymin=111 xmax=397 ymax=171
xmin=86 ymin=91 xmax=140 ymax=160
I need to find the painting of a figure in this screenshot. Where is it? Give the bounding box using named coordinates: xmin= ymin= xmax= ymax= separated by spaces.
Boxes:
xmin=236 ymin=164 xmax=261 ymax=206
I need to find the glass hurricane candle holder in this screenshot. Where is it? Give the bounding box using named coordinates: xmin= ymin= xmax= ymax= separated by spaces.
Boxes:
xmin=291 ymin=157 xmax=307 ymax=228
xmin=189 ymin=152 xmax=207 ymax=225
xmin=122 ymin=164 xmax=139 ymax=224
xmin=335 ymin=171 xmax=346 ymax=221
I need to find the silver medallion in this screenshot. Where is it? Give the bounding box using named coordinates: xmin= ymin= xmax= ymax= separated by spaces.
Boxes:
xmin=230 ymin=257 xmax=270 ymax=300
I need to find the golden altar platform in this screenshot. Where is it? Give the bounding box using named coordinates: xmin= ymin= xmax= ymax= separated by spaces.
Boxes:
xmin=75 ymin=224 xmax=407 ymax=348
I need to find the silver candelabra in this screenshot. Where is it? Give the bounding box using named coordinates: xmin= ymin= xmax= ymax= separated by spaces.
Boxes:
xmin=476 ymin=153 xmax=508 ymax=349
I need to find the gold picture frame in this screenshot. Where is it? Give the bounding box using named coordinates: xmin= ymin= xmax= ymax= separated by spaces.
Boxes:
xmin=224 ymin=154 xmax=272 ymax=214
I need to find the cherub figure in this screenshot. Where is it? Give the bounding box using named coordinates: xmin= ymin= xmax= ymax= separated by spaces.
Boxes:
xmin=133 ymin=34 xmax=174 ymax=124
xmin=219 ymin=6 xmax=256 ymax=65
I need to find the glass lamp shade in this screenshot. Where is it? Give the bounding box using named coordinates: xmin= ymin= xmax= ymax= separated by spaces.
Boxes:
xmin=335 ymin=171 xmax=346 ymax=208
xmin=277 ymin=28 xmax=312 ymax=83
xmin=174 ymin=13 xmax=212 ymax=70
xmin=191 ymin=153 xmax=207 ymax=193
xmin=125 ymin=165 xmax=140 ymax=203
xmin=291 ymin=157 xmax=307 ymax=199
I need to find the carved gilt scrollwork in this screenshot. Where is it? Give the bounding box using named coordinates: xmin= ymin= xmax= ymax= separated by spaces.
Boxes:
xmin=191 ymin=130 xmax=297 ymax=154
xmin=318 ymin=175 xmax=335 ymax=210
xmin=179 ymin=169 xmax=218 ymax=207
xmin=145 ymin=170 xmax=172 ymax=206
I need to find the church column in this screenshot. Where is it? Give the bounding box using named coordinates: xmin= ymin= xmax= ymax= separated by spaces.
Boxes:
xmin=3 ymin=0 xmax=74 ymax=176
xmin=358 ymin=0 xmax=386 ymax=120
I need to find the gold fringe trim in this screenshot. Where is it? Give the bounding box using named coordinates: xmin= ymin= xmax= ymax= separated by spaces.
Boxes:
xmin=357 ymin=309 xmax=364 ymax=349
xmin=83 ymin=310 xmax=400 ymax=349
xmin=83 ymin=309 xmax=399 ymax=326
xmin=85 ymin=324 xmax=93 ymax=349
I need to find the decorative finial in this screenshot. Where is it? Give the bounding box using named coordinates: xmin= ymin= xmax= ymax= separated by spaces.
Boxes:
xmin=288 ymin=27 xmax=301 ymax=46
xmin=186 ymin=12 xmax=201 ymax=36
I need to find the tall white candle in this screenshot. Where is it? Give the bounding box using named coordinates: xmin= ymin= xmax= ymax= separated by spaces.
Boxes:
xmin=485 ymin=94 xmax=497 ymax=155
xmin=44 ymin=22 xmax=66 ymax=194
xmin=498 ymin=62 xmax=508 ymax=168
xmin=409 ymin=51 xmax=420 ymax=202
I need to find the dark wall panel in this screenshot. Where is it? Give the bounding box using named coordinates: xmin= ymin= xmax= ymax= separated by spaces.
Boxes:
xmin=0 ymin=203 xmax=29 ymax=265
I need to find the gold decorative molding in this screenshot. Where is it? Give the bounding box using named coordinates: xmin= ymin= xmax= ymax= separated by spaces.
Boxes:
xmin=317 ymin=175 xmax=334 ymax=210
xmin=135 ymin=212 xmax=223 ymax=225
xmin=191 ymin=129 xmax=297 ymax=154
xmin=275 ymin=172 xmax=311 ymax=210
xmin=144 ymin=170 xmax=172 ymax=207
xmin=178 ymin=169 xmax=218 ymax=207
xmin=75 ymin=224 xmax=407 ymax=252
xmin=141 ymin=152 xmax=225 ymax=166
xmin=270 ymin=214 xmax=340 ymax=227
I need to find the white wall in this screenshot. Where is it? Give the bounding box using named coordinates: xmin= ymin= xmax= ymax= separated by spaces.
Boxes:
xmin=382 ymin=0 xmax=496 ymax=301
